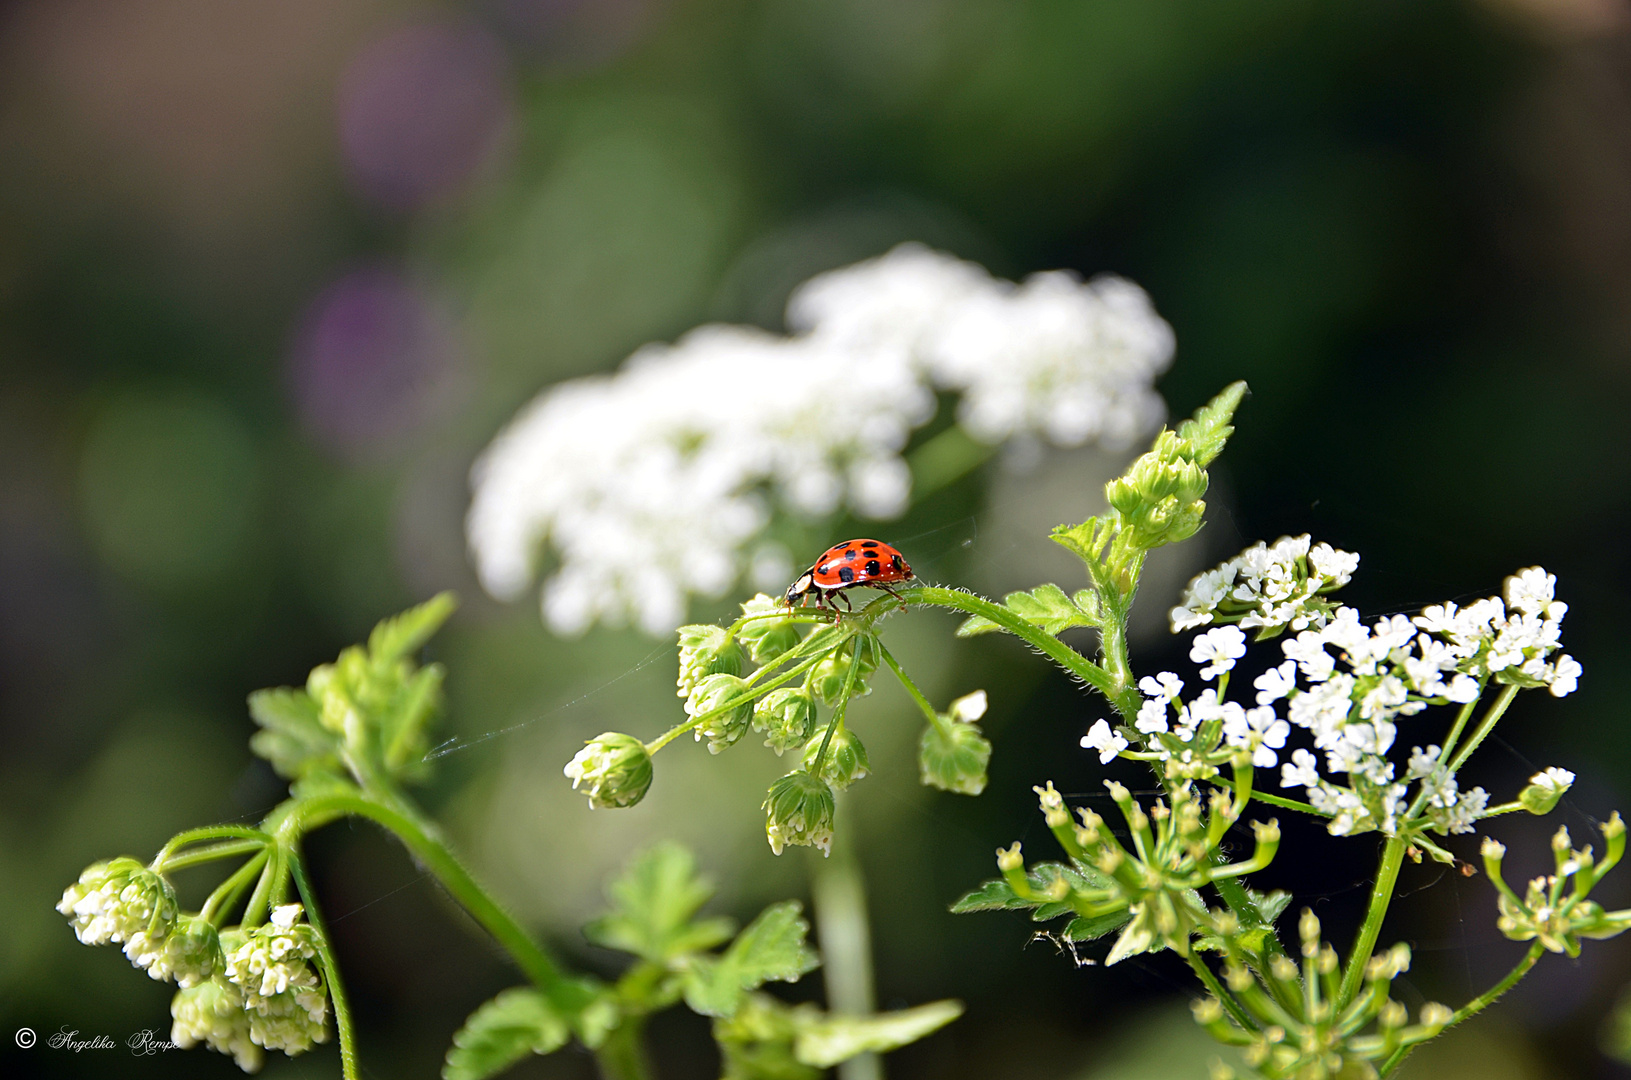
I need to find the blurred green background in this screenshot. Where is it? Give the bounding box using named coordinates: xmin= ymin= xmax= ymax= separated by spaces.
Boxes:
xmin=4 ymin=0 xmax=1631 ymax=1077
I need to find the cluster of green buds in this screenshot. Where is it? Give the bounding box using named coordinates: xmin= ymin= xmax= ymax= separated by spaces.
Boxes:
xmin=566 ymin=590 xmax=988 ymax=857
xmin=1483 ymin=814 xmax=1631 ymax=956
xmin=1196 ymin=909 xmax=1451 ymax=1079
xmin=967 ymin=771 xmax=1278 ymax=965
xmin=60 ymin=850 xmax=331 ymax=1072
xmin=1051 ymin=382 xmax=1244 ymax=600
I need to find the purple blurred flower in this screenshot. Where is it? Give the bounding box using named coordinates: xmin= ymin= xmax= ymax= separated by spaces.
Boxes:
xmin=338 ymin=18 xmax=513 ymax=210
xmin=290 ymin=267 xmax=460 ymax=458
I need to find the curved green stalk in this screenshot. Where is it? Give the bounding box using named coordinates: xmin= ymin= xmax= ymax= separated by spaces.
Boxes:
xmin=289 ymin=848 xmax=361 ymax=1080
xmin=282 ymin=791 xmax=576 ymax=1003
xmin=877 ymin=643 xmax=948 ymax=734
xmin=1377 ymin=941 xmax=1545 ymax=1076
xmin=200 ymin=850 xmax=270 ymax=925
xmin=899 ymin=586 xmax=1132 ymax=716
xmin=1187 ymin=951 xmax=1257 ymax=1034
xmin=1337 ymin=834 xmax=1408 ymax=1009
xmin=157 ymin=839 xmax=268 ymax=873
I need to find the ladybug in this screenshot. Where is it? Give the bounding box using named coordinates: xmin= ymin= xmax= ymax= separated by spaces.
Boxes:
xmin=784 ymin=539 xmax=915 ymax=614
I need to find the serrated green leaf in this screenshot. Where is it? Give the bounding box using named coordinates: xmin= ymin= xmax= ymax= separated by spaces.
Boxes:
xmin=1002 ymin=585 xmax=1098 ymax=637
xmin=1063 ymin=911 xmax=1134 ymax=942
xmin=949 ymin=862 xmax=1110 ymax=914
xmin=1253 ymin=890 xmax=1292 ymax=927
xmin=584 ymin=844 xmax=735 ymax=965
xmin=369 ymin=591 xmax=457 ymax=665
xmin=1174 ymin=381 xmax=1247 ymax=467
xmin=792 ymin=1001 xmax=964 ymax=1068
xmin=955 ymin=614 xmax=1002 ymax=637
xmin=443 ymin=987 xmax=572 ymax=1080
xmin=684 ymin=902 xmax=819 ymax=1017
xmin=378 ymin=663 xmax=444 ymax=777
xmin=247 ymin=687 xmax=338 ymax=779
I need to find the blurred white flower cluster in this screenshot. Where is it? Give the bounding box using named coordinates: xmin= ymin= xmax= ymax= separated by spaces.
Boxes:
xmin=1103 ymin=544 xmax=1580 ymax=839
xmin=468 ymin=243 xmax=1175 ymax=635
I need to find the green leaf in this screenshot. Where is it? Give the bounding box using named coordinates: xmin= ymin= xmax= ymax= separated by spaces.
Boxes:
xmin=443 ymin=987 xmax=573 ymax=1080
xmin=1253 ymin=889 xmax=1292 ymax=927
xmin=949 ymin=862 xmax=1109 ymax=915
xmin=584 ymin=844 xmax=735 ymax=965
xmin=1063 ymin=911 xmax=1134 ymax=942
xmin=954 ymin=614 xmax=1002 ymax=638
xmin=1174 ymin=381 xmax=1247 ymax=467
xmin=684 ymin=902 xmax=819 ymax=1017
xmin=793 ymin=1001 xmax=964 ymax=1068
xmin=369 ymin=591 xmax=457 ymax=665
xmin=713 ymin=994 xmax=820 ymax=1080
xmin=1004 ymin=583 xmax=1097 ymax=635
xmin=247 ymin=687 xmax=339 ymax=779
xmin=378 ymin=663 xmax=445 ymax=777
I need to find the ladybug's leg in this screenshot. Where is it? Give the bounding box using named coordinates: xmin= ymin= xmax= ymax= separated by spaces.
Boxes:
xmin=876 ymin=584 xmax=908 ymax=611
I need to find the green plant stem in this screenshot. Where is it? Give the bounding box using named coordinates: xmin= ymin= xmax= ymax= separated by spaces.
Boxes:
xmin=813 ymin=801 xmax=882 ymax=1080
xmin=812 ymin=641 xmax=868 ymax=774
xmin=154 ymin=826 xmax=274 ymax=866
xmin=595 ymin=1015 xmax=653 ymax=1080
xmin=157 ymin=839 xmax=268 ymax=873
xmin=1337 ymin=834 xmax=1408 ymax=1009
xmin=1186 ymin=951 xmax=1257 ymax=1033
xmin=200 ymin=850 xmax=270 ymax=924
xmin=1247 ymin=790 xmax=1326 ymax=817
xmin=648 ymin=634 xmax=847 ymax=754
xmin=1445 ymin=684 xmax=1521 ymax=775
xmin=288 ymin=848 xmax=360 ymax=1080
xmin=901 ymin=586 xmax=1132 ymax=716
xmin=1377 ymin=941 xmax=1545 ymax=1077
xmin=876 ymin=644 xmax=946 ymax=733
xmin=284 ymin=791 xmax=577 ymax=1004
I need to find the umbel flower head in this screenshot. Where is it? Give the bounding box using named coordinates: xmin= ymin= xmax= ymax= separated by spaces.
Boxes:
xmin=172 ymin=975 xmax=262 ymax=1073
xmin=802 ymin=727 xmax=870 ymax=791
xmin=1483 ymin=816 xmax=1631 ymax=956
xmin=59 ymin=857 xmax=178 ymax=950
xmin=222 ymin=904 xmax=330 ymax=1055
xmin=127 ymin=913 xmax=222 ymax=988
xmin=918 ymin=690 xmax=993 ymax=796
xmin=564 ymin=732 xmax=654 ymax=809
xmin=763 ymin=771 xmax=836 ymax=856
xmin=467 ymin=244 xmax=1173 ymax=636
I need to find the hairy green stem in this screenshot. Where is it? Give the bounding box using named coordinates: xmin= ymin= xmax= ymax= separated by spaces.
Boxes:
xmin=648 ymin=635 xmax=847 ymax=754
xmin=901 ymin=586 xmax=1131 ymax=715
xmin=1186 ymin=951 xmax=1257 ymax=1033
xmin=1445 ymin=684 xmax=1521 ymax=775
xmin=1378 ymin=941 xmax=1546 ymax=1076
xmin=289 ymin=848 xmax=360 ymax=1080
xmin=200 ymin=850 xmax=270 ymax=925
xmin=154 ymin=826 xmax=274 ymax=867
xmin=157 ymin=839 xmax=268 ymax=873
xmin=876 ymin=644 xmax=947 ymax=733
xmin=283 ymin=792 xmax=575 ymax=1002
xmin=1247 ymin=790 xmax=1325 ymax=817
xmin=1337 ymin=834 xmax=1408 ymax=1009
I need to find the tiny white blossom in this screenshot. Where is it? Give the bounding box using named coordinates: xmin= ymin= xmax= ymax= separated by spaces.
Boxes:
xmin=1138 ymin=671 xmax=1185 ymax=703
xmin=1548 ymin=655 xmax=1582 ymax=697
xmin=1506 ymin=567 xmax=1567 ymax=620
xmin=1281 ymin=748 xmax=1322 ymax=789
xmin=1135 ymin=698 xmax=1170 ymax=735
xmin=1531 ymin=766 xmax=1575 ymax=792
xmin=1253 ymin=660 xmax=1297 ymax=705
xmin=1190 ymin=626 xmax=1247 ymax=680
xmin=950 ymin=690 xmax=989 ymax=723
xmin=1282 ymin=629 xmax=1337 ymax=682
xmin=1081 ymin=719 xmax=1129 ymax=764
xmin=1406 ymin=745 xmax=1442 ymax=780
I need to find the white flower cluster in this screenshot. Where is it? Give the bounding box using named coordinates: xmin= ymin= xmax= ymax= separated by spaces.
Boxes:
xmin=1090 ymin=565 xmax=1579 ymax=840
xmin=1171 ymin=534 xmax=1360 ymax=635
xmin=220 ymin=903 xmax=330 ymax=1056
xmin=171 ymin=976 xmax=262 ymax=1072
xmin=57 ymin=857 xmax=220 ymax=986
xmin=468 ymin=243 xmax=1174 ymax=635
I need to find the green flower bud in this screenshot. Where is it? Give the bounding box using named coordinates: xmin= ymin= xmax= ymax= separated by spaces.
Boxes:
xmin=752 ymin=687 xmax=817 ymax=756
xmin=127 ymin=913 xmax=222 ymax=987
xmin=762 ymin=771 xmax=836 ymax=856
xmin=686 ymin=673 xmax=754 ymax=753
xmin=919 ymin=722 xmax=991 ymax=796
xmin=676 ymin=625 xmax=746 ymax=698
xmin=564 ymin=732 xmax=654 ymax=808
xmin=734 ymin=594 xmax=802 ymax=664
xmin=810 ymin=635 xmax=879 ymax=707
xmin=802 ymin=727 xmax=870 ymax=791
xmin=1519 ymin=767 xmax=1575 ymax=816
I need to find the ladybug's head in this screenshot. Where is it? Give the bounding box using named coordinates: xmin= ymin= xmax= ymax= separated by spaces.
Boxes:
xmin=783 ymin=572 xmax=813 ymax=607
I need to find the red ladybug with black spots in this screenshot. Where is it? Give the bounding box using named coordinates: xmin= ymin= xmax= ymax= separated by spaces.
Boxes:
xmin=784 ymin=538 xmax=915 ymax=614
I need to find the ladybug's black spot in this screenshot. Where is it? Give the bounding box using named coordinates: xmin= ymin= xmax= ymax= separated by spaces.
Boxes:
xmin=844 ymin=549 xmax=857 ymax=560
xmin=864 ymin=559 xmax=881 ymax=576
xmin=837 ymin=566 xmax=856 ymax=584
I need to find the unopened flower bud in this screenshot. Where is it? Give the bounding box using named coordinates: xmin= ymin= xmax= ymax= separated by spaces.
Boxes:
xmin=919 ymin=720 xmax=992 ymax=796
xmin=752 ymin=688 xmax=817 ymax=755
xmin=128 ymin=913 xmax=221 ymax=987
xmin=686 ymin=673 xmax=754 ymax=753
xmin=762 ymin=772 xmax=836 ymax=856
xmin=735 ymin=595 xmax=802 ymax=664
xmin=676 ymin=625 xmax=746 ymax=698
xmin=803 ymin=727 xmax=870 ymax=791
xmin=1519 ymin=767 xmax=1575 ymax=816
xmin=810 ymin=636 xmax=880 ymax=706
xmin=564 ymin=733 xmax=653 ymax=808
